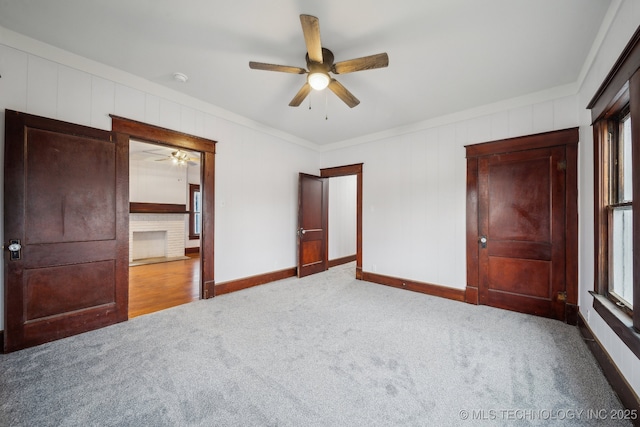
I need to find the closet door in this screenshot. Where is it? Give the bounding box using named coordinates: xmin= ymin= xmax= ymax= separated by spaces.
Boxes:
xmin=465 ymin=128 xmax=578 ymax=321
xmin=477 ymin=145 xmax=567 ymax=320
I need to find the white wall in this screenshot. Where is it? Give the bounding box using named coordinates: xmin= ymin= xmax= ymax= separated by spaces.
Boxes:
xmin=321 ymin=95 xmax=578 ymax=288
xmin=328 ymin=175 xmax=357 ymax=260
xmin=575 ymin=0 xmax=640 ymax=398
xmin=130 ymin=157 xmax=188 ymax=204
xmin=0 ymin=32 xmax=318 ymax=330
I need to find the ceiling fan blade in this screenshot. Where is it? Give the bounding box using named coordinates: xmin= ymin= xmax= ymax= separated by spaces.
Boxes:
xmin=289 ymin=82 xmax=312 ymax=107
xmin=328 ymin=79 xmax=360 ymax=108
xmin=249 ymin=61 xmax=307 ymax=74
xmin=300 ymin=15 xmax=323 ymax=63
xmin=332 ymin=53 xmax=389 ymax=74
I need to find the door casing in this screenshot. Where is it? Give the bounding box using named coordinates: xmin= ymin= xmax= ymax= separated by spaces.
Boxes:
xmin=465 ymin=128 xmax=578 ymax=323
xmin=320 ymin=164 xmax=363 ymax=279
xmin=111 ymin=116 xmax=217 ymax=299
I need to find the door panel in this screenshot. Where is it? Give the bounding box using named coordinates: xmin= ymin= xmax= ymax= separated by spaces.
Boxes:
xmin=25 ymin=260 xmax=115 ymax=320
xmin=25 ymin=129 xmax=117 ymax=243
xmin=487 ymin=156 xmax=551 ymax=241
xmin=478 ymin=146 xmax=566 ymax=319
xmin=488 ymin=258 xmax=550 ymax=298
xmin=4 ymin=110 xmax=128 ymax=352
xmin=297 ymin=173 xmax=328 ymax=277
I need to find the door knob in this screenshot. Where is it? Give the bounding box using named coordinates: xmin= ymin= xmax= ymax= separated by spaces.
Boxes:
xmin=4 ymin=239 xmax=22 ymax=260
xmin=479 ymin=236 xmax=487 ymax=249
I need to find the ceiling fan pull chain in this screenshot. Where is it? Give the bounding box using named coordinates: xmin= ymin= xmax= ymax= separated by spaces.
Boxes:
xmin=325 ymin=91 xmax=329 ymax=120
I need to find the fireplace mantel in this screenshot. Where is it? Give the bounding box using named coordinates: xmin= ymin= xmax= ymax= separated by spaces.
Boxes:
xmin=130 ymin=202 xmax=188 ymax=214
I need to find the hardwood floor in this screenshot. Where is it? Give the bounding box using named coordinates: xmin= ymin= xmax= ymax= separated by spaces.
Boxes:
xmin=128 ymin=256 xmax=200 ymax=318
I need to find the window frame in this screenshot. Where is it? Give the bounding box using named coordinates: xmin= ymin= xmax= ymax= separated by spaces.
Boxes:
xmin=588 ymin=25 xmax=640 ymax=353
xmin=603 ymin=108 xmax=633 ymax=316
xmin=188 ymin=183 xmax=201 ymax=240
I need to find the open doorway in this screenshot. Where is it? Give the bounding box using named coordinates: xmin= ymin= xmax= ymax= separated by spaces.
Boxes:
xmin=128 ymin=140 xmax=202 ymax=317
xmin=320 ymin=163 xmax=363 ymax=279
xmin=111 ymin=115 xmax=217 ymax=317
xmin=327 ymin=175 xmax=357 ymax=271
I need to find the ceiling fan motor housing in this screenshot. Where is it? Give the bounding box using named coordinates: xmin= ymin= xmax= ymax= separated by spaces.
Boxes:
xmin=306 ymin=48 xmax=334 ymax=71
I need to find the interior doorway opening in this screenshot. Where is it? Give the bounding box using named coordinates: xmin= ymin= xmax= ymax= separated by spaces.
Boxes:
xmin=111 ymin=115 xmax=217 ymax=312
xmin=320 ymin=163 xmax=363 ymax=279
xmin=128 ymin=139 xmax=202 ymax=318
xmin=327 ymin=175 xmax=357 ymax=271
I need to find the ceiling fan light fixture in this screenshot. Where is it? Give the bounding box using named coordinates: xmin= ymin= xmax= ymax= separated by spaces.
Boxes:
xmin=249 ymin=14 xmax=387 ymax=107
xmin=171 ymin=150 xmax=189 ymax=165
xmin=308 ymin=72 xmax=330 ymax=90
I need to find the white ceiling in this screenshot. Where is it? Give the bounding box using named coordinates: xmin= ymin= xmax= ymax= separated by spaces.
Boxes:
xmin=0 ymin=0 xmax=613 ymax=146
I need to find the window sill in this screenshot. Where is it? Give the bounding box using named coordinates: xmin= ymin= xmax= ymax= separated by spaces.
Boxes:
xmin=590 ymin=292 xmax=640 ymax=359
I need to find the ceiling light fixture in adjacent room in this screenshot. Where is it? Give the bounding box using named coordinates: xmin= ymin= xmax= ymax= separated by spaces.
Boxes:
xmin=171 ymin=150 xmax=190 ymax=165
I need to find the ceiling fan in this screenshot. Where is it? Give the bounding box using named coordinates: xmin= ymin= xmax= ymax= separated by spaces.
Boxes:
xmin=153 ymin=149 xmax=199 ymax=166
xmin=249 ymin=14 xmax=389 ymax=108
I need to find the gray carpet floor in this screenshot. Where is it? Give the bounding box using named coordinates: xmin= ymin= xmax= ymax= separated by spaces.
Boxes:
xmin=0 ymin=262 xmax=630 ymax=426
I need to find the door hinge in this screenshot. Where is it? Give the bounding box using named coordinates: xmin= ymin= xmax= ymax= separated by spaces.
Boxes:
xmin=557 ymin=160 xmax=567 ymax=171
xmin=557 ymin=291 xmax=567 ymax=302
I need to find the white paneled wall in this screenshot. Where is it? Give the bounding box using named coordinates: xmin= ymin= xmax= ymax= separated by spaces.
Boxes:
xmin=91 ymin=77 xmax=115 ymax=129
xmin=0 ymin=41 xmax=318 ymax=331
xmin=130 ymin=158 xmax=188 ymax=205
xmin=320 ymin=94 xmax=578 ymax=289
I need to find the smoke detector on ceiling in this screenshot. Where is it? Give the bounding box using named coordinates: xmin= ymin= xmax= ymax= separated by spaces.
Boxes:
xmin=173 ymin=72 xmax=188 ymax=83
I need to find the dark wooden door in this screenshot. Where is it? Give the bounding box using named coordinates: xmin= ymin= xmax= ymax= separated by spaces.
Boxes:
xmin=4 ymin=110 xmax=129 ymax=352
xmin=297 ymin=173 xmax=328 ymax=278
xmin=477 ymin=146 xmax=567 ymax=320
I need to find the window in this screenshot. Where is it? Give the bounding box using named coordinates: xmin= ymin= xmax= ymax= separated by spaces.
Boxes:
xmin=189 ymin=184 xmax=201 ymax=239
xmin=607 ymin=110 xmax=633 ymax=314
xmin=588 ymin=25 xmax=640 ymax=344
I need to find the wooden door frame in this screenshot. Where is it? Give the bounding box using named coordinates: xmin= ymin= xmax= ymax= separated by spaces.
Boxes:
xmin=465 ymin=128 xmax=579 ymax=323
xmin=320 ymin=163 xmax=363 ymax=279
xmin=110 ymin=116 xmax=217 ymax=299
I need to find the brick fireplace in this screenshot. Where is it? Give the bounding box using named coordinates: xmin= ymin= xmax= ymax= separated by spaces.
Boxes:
xmin=129 ymin=213 xmax=186 ymax=262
